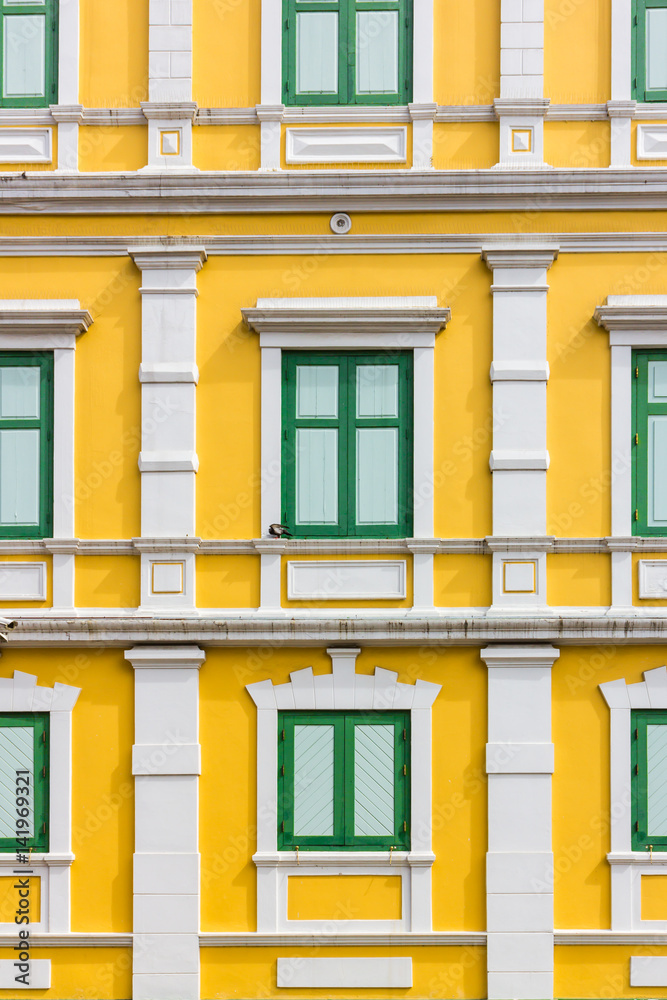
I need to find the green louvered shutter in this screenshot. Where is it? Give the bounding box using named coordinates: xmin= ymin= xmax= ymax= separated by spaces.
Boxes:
xmin=0 ymin=0 xmax=57 ymax=108
xmin=0 ymin=713 xmax=48 ymax=853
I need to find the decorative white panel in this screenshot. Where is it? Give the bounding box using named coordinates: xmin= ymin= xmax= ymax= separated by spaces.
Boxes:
xmin=637 ymin=124 xmax=667 ymax=160
xmin=0 ymin=128 xmax=51 ymax=163
xmin=277 ymin=958 xmax=412 ymax=988
xmin=0 ymin=959 xmax=50 ymax=988
xmin=631 ymin=956 xmax=667 ymax=986
xmin=287 ymin=560 xmax=406 ymax=600
xmin=638 ymin=560 xmax=667 ymax=598
xmin=285 ymin=127 xmax=407 ymax=164
xmin=0 ymin=562 xmax=46 ymax=601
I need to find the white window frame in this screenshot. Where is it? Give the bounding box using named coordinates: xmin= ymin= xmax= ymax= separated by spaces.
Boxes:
xmin=241 ymin=296 xmax=450 ymax=610
xmin=246 ymin=647 xmax=440 ymax=933
xmin=600 ymin=666 xmax=667 ymax=930
xmin=0 ymin=300 xmax=93 ymax=608
xmin=0 ymin=668 xmax=81 ymax=932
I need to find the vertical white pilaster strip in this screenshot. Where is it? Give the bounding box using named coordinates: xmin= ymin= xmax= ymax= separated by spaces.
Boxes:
xmin=611 ymin=0 xmax=633 ymax=101
xmin=58 ymin=0 xmax=80 ymax=104
xmin=412 ymin=346 xmax=435 ymax=538
xmin=496 ymin=0 xmax=548 ymax=165
xmin=482 ymin=644 xmax=559 ymax=1000
xmin=51 ymin=348 xmax=76 ymax=607
xmin=130 ymin=248 xmax=206 ymax=609
xmin=610 ymin=345 xmax=633 ymax=538
xmin=126 ymin=645 xmax=205 ymax=1000
xmin=261 ymin=0 xmax=282 ymax=104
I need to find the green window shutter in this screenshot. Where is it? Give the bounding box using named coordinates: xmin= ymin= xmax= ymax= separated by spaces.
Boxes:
xmin=0 ymin=0 xmax=57 ymax=109
xmin=0 ymin=713 xmax=49 ymax=853
xmin=282 ymin=351 xmax=413 ymax=539
xmin=0 ymin=352 xmax=53 ymax=540
xmin=278 ymin=710 xmax=409 ymax=850
xmin=633 ymin=710 xmax=667 ymax=851
xmin=632 ymin=350 xmax=667 ymax=535
xmin=283 ymin=0 xmax=411 ymax=106
xmin=633 ymin=0 xmax=667 ymax=102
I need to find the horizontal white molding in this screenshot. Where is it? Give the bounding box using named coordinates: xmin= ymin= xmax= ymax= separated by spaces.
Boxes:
xmin=287 ymin=560 xmax=407 ymax=601
xmin=556 ymin=930 xmax=667 ymax=944
xmin=0 ymin=933 xmax=132 ymax=947
xmin=0 ymin=959 xmax=50 ymax=988
xmin=637 ymin=124 xmax=667 ymax=159
xmin=12 ymin=171 xmax=667 ymax=214
xmin=0 ymin=129 xmax=52 ymax=163
xmin=253 ymin=851 xmax=434 ymax=867
xmin=596 ymin=296 xmax=667 ymax=335
xmin=138 ymin=451 xmax=199 ymax=472
xmin=0 ymin=562 xmax=46 ymax=601
xmin=139 ymin=363 xmax=199 ymax=384
xmin=631 ymin=956 xmax=667 ymax=986
xmin=200 ymin=931 xmax=486 ymax=946
xmin=9 ymin=232 xmax=667 ymax=256
xmin=489 ymin=450 xmax=550 ymax=470
xmin=0 ymin=300 xmax=92 ymax=337
xmin=490 ymin=361 xmax=550 ymax=381
xmin=285 ymin=127 xmax=407 ymax=164
xmin=277 ymin=957 xmax=412 ymax=988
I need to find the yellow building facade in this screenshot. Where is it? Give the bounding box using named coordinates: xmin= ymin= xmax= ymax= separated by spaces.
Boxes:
xmin=0 ymin=1 xmax=667 ymax=999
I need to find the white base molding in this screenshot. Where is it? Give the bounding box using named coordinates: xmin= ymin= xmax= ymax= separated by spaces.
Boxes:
xmin=277 ymin=957 xmax=412 ymax=988
xmin=285 ymin=127 xmax=408 ymax=164
xmin=287 ymin=559 xmax=407 ymax=600
xmin=630 ymin=955 xmax=667 ymax=986
xmin=0 ymin=959 xmax=50 ymax=988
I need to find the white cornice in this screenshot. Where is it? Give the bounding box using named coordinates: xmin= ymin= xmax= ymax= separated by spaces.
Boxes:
xmin=0 ymin=934 xmax=133 ymax=947
xmin=482 ymin=246 xmax=559 ymax=269
xmin=0 ymin=299 xmax=92 ymax=336
xmin=595 ymin=296 xmax=667 ymax=335
xmin=130 ymin=246 xmax=207 ymax=271
xmin=555 ymin=931 xmax=667 ymax=944
xmin=8 ymin=171 xmax=667 ymax=215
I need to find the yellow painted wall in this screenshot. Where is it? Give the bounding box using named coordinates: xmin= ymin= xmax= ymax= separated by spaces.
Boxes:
xmin=434 ymin=555 xmax=492 ymax=607
xmin=432 ymin=123 xmax=498 ymax=170
xmin=434 ymin=0 xmax=500 ymax=105
xmin=0 ymin=947 xmax=131 ymax=1000
xmin=194 ymin=126 xmax=262 ymax=172
xmin=196 ymin=555 xmax=260 ymax=608
xmin=80 ymin=0 xmax=148 ymax=107
xmin=287 ymin=875 xmax=402 ymax=921
xmin=0 ymin=649 xmax=133 ymax=933
xmin=547 ymin=554 xmax=611 ymax=606
xmin=641 ymin=874 xmax=667 ymax=920
xmin=75 ymin=556 xmax=140 ymax=609
xmin=193 ymin=0 xmax=261 ymax=108
xmin=200 ymin=646 xmax=486 ymax=935
xmin=281 ymin=554 xmax=413 ymax=610
xmin=0 ymin=555 xmax=52 ymax=610
xmin=79 ymin=127 xmax=147 ymax=173
xmin=0 ymin=877 xmax=40 ymax=922
xmin=544 ymin=122 xmax=610 ymax=169
xmin=556 ymin=945 xmax=667 ymax=998
xmin=202 ymin=945 xmax=487 ymax=1000
xmin=544 ymin=0 xmax=611 ymax=104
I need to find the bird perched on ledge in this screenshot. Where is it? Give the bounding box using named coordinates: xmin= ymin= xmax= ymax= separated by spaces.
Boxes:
xmin=268 ymin=523 xmax=292 ymax=538
xmin=0 ymin=619 xmax=17 ymax=642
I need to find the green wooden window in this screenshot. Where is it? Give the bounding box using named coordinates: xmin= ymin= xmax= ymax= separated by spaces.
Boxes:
xmin=633 ymin=0 xmax=667 ymax=102
xmin=0 ymin=713 xmax=48 ymax=853
xmin=0 ymin=352 xmax=53 ymax=539
xmin=631 ymin=350 xmax=667 ymax=535
xmin=632 ymin=710 xmax=667 ymax=851
xmin=0 ymin=0 xmax=57 ymax=108
xmin=282 ymin=352 xmax=413 ymax=538
xmin=278 ymin=710 xmax=410 ymax=850
xmin=283 ymin=0 xmax=412 ymax=106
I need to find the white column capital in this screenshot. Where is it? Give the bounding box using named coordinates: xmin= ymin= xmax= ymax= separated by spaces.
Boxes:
xmin=481 ymin=645 xmax=560 ymax=668
xmin=482 ymin=247 xmax=559 ymax=272
xmin=130 ymin=247 xmax=207 ymax=272
xmin=125 ymin=646 xmax=206 ymax=669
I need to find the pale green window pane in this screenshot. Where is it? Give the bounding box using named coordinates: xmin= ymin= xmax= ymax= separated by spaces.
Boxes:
xmin=647 ymin=8 xmax=667 ymax=90
xmin=8 ymin=2 xmax=46 ymax=5
xmin=296 ymin=365 xmax=338 ymax=418
xmin=648 ymin=416 xmax=667 ymax=526
xmin=647 ymin=724 xmax=667 ymax=836
xmin=293 ymin=724 xmax=334 ymax=836
xmin=296 ymin=12 xmax=338 ymax=93
xmin=0 ymin=429 xmax=39 ymax=526
xmin=357 ymin=365 xmax=399 ymax=418
xmin=649 ymin=362 xmax=667 ymax=402
xmin=3 ymin=15 xmax=45 ymax=97
xmin=0 ymin=367 xmax=39 ymax=418
xmin=0 ymin=727 xmax=34 ymax=839
xmin=354 ymin=724 xmax=394 ymax=837
xmin=356 ymin=10 xmax=398 ymax=94
xmin=296 ymin=427 xmax=338 ymax=524
xmin=356 ymin=427 xmax=398 ymax=524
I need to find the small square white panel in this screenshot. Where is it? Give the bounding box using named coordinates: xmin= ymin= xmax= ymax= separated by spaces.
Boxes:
xmin=511 ymin=129 xmax=533 ymax=153
xmin=503 ymin=561 xmax=536 ymax=594
xmin=159 ymin=130 xmax=181 ymax=156
xmin=151 ymin=562 xmax=184 ymax=595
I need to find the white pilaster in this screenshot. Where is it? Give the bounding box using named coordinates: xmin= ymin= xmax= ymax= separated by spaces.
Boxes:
xmin=126 ymin=645 xmax=205 ymax=1000
xmin=483 ymin=247 xmax=558 ymax=610
xmin=482 ymin=644 xmax=559 ymax=1000
xmin=495 ymin=0 xmax=548 ymax=166
xmin=130 ymin=248 xmax=207 ymax=610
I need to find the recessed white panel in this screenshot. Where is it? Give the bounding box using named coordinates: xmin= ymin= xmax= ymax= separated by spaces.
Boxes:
xmin=638 ymin=559 xmax=667 ymax=599
xmin=503 ymin=561 xmax=537 ymax=594
xmin=0 ymin=561 xmax=45 ymax=601
xmin=285 ymin=127 xmax=407 ymax=164
xmin=277 ymin=957 xmax=412 ymax=988
xmin=637 ymin=124 xmax=667 ymax=160
xmin=287 ymin=559 xmax=406 ymax=600
xmin=0 ymin=959 xmax=50 ymax=988
xmin=631 ymin=956 xmax=667 ymax=986
xmin=151 ymin=562 xmax=184 ymax=595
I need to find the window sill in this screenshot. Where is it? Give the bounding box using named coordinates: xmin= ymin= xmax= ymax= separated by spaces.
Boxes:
xmin=253 ymin=851 xmax=435 ymax=868
xmin=608 ymin=852 xmax=667 ymax=864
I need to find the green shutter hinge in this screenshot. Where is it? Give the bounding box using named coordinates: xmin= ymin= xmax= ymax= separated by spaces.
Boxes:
xmin=635 ymin=367 xmax=639 ymax=378
xmin=280 ymin=764 xmax=285 ymax=776
xmin=41 ymin=822 xmax=46 ymax=835
xmin=635 ymin=433 xmax=639 ymax=445
xmin=42 ymin=731 xmax=46 ymax=744
xmin=402 ymin=820 xmax=407 ymax=832
xmin=635 ymin=820 xmax=639 ymax=832
xmin=402 ymin=728 xmax=406 ymax=740
xmin=280 ymin=820 xmax=285 ymax=833
xmin=635 ymin=509 xmax=639 ymax=520
xmin=402 ymin=764 xmax=407 ymax=776
xmin=635 ymin=764 xmax=639 ymax=775
xmin=634 ymin=728 xmax=639 ymax=739
xmin=281 ymin=729 xmax=286 ymax=741
xmin=41 ymin=766 xmax=46 ymax=778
